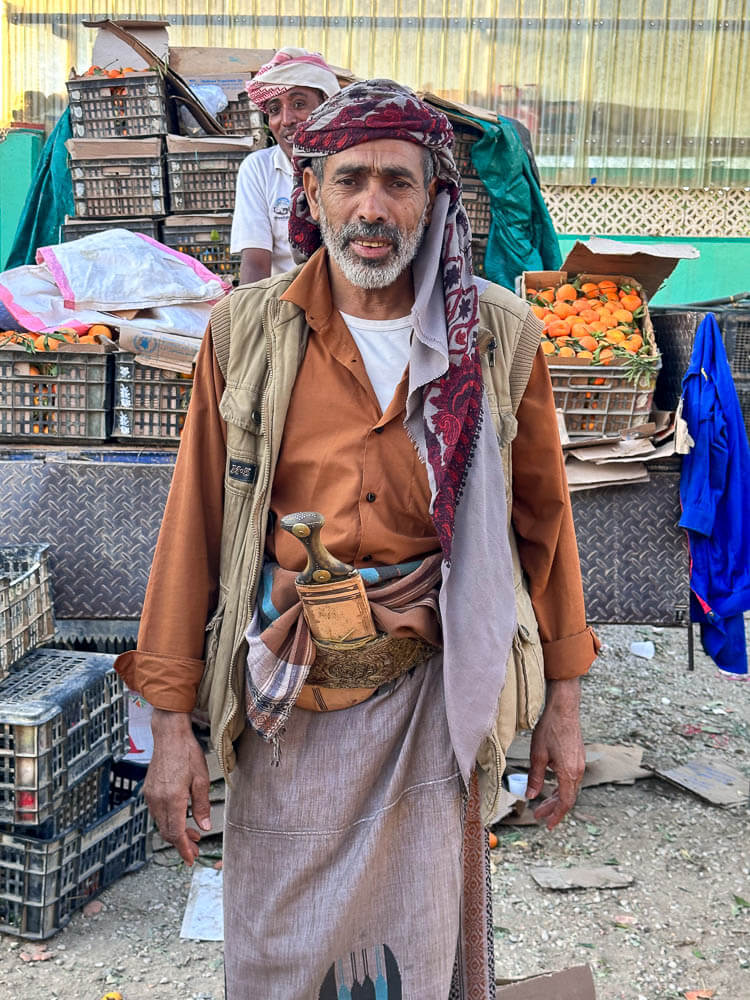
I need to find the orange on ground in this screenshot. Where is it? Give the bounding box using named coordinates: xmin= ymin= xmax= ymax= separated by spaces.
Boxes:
xmin=488 ymin=831 xmax=499 ymax=849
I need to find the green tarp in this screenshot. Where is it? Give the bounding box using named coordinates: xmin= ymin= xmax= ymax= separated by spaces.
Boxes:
xmin=5 ymin=110 xmax=74 ymax=270
xmin=468 ymin=115 xmax=561 ymax=290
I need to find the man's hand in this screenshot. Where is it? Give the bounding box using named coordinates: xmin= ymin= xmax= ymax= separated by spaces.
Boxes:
xmin=526 ymin=677 xmax=585 ymax=830
xmin=145 ymin=709 xmax=212 ymax=865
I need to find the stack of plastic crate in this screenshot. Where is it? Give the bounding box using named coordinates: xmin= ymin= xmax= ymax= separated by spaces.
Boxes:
xmin=63 ymin=70 xmax=172 ymax=244
xmin=0 ymin=648 xmax=149 ymax=939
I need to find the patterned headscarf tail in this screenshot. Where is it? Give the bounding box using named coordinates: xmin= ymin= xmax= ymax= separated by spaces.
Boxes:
xmin=291 ymin=80 xmax=482 ymax=560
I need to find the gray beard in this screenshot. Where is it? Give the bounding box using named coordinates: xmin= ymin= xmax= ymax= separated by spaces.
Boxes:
xmin=318 ymin=201 xmax=428 ymax=290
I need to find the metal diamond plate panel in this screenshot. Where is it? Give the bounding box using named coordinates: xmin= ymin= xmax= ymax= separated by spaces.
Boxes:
xmin=571 ymin=462 xmax=689 ymax=625
xmin=0 ymin=450 xmax=176 ymax=619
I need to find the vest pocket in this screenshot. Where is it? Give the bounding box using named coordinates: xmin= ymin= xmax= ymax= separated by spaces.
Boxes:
xmin=513 ymin=574 xmax=545 ymax=731
xmin=196 ymin=589 xmax=227 ymax=713
xmin=220 ymin=387 xmax=264 ymax=499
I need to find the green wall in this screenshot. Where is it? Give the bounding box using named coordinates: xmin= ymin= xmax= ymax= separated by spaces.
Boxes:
xmin=558 ymin=235 xmax=750 ymax=307
xmin=0 ymin=128 xmax=43 ymax=270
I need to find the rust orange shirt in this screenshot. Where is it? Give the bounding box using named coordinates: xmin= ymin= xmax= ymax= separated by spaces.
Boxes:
xmin=116 ymin=254 xmax=598 ymax=712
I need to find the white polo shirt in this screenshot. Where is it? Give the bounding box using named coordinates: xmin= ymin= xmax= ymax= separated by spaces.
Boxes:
xmin=230 ymin=144 xmax=296 ymax=274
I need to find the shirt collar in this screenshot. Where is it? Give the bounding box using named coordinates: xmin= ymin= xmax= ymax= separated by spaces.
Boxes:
xmin=273 ymin=144 xmax=293 ymax=175
xmin=280 ymin=247 xmax=335 ymax=331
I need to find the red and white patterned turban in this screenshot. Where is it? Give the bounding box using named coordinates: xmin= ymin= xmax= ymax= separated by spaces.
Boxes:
xmin=245 ymin=47 xmax=340 ymax=111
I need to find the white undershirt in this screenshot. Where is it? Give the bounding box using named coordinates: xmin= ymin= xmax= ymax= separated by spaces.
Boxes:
xmin=339 ymin=311 xmax=413 ymax=414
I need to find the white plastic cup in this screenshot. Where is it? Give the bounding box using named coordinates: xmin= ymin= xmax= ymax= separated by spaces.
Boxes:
xmin=507 ymin=772 xmax=528 ymax=797
xmin=630 ymin=640 xmax=655 ymax=659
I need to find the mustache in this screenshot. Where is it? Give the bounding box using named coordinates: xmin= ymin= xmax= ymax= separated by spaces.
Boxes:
xmin=336 ymin=221 xmax=402 ymax=251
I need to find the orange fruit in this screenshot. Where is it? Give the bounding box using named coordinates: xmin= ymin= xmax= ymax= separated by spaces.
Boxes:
xmin=580 ymin=282 xmax=599 ymax=298
xmin=627 ymin=333 xmax=643 ymax=351
xmin=619 ymin=293 xmax=642 ymax=312
xmin=555 ymin=283 xmax=577 ymax=302
xmin=605 ymin=329 xmax=626 ymax=344
xmin=558 ymin=346 xmax=576 ymax=357
xmin=590 ymin=321 xmax=606 ymax=333
xmin=553 ymin=301 xmax=575 ymax=319
xmin=547 ymin=320 xmax=571 ymax=338
xmin=77 ymin=334 xmax=97 ymax=344
xmin=531 ymin=304 xmax=547 ymax=320
xmin=598 ymin=279 xmax=618 ymax=293
xmin=576 ymin=349 xmax=594 ymax=359
xmin=599 ymin=348 xmax=615 ymax=365
xmin=541 ymin=339 xmax=556 ymax=355
xmin=612 ymin=309 xmax=633 ymax=324
xmin=577 ymin=335 xmax=599 ymax=352
xmin=537 ymin=287 xmax=555 ymax=303
xmin=88 ymin=324 xmax=113 ymax=339
xmin=488 ymin=831 xmax=499 ymax=849
xmin=579 ymin=308 xmax=599 ymax=324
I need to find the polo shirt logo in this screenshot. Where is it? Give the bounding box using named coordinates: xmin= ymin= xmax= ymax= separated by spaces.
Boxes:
xmin=272 ymin=196 xmax=291 ymax=218
xmin=228 ymin=458 xmax=257 ymax=485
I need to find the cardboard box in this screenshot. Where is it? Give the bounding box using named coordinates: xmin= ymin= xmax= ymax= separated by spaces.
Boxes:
xmin=169 ymin=46 xmax=274 ymax=103
xmin=496 ymin=964 xmax=596 ymax=998
xmin=83 ymin=19 xmax=169 ymax=71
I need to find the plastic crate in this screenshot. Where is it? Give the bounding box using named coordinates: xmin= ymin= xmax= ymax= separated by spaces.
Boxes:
xmin=452 ymin=127 xmax=482 ymax=179
xmin=0 ymin=545 xmax=54 ymax=680
xmin=217 ymin=93 xmax=264 ymax=134
xmin=61 ymin=217 xmax=162 ymax=243
xmin=69 ymin=138 xmax=167 ymax=218
xmin=731 ymin=376 xmax=750 ymax=445
xmin=0 ymin=348 xmax=112 ymax=442
xmin=723 ymin=311 xmax=750 ymax=377
xmin=112 ymin=354 xmax=193 ymax=443
xmin=462 ymin=178 xmax=491 ymax=236
xmin=166 ymin=148 xmax=249 ymax=213
xmin=161 ymin=215 xmax=239 ymax=284
xmin=66 ymin=72 xmax=169 ymax=139
xmin=471 ymin=237 xmax=488 ymax=279
xmin=0 ymin=760 xmax=150 ymax=939
xmin=0 ymin=649 xmax=128 ymax=829
xmin=549 ymin=363 xmax=659 ymax=437
xmin=0 ymin=758 xmax=111 ymax=839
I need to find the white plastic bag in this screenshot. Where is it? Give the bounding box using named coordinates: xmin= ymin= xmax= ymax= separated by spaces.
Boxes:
xmin=36 ymin=229 xmax=229 ymax=311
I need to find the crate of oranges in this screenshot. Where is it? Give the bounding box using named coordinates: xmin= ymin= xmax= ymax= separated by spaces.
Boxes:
xmin=520 ymin=268 xmax=661 ymax=438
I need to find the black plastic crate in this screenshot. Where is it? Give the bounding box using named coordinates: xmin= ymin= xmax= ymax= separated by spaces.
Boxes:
xmin=61 ymin=217 xmax=162 ymax=243
xmin=731 ymin=375 xmax=750 ymax=445
xmin=0 ymin=545 xmax=54 ymax=681
xmin=166 ymin=147 xmax=249 ymax=213
xmin=161 ymin=215 xmax=239 ymax=284
xmin=471 ymin=237 xmax=488 ymax=279
xmin=723 ymin=311 xmax=750 ymax=377
xmin=112 ymin=354 xmax=193 ymax=443
xmin=0 ymin=649 xmax=128 ymax=829
xmin=69 ymin=138 xmax=167 ymax=218
xmin=66 ymin=71 xmax=169 ymax=139
xmin=0 ymin=347 xmax=112 ymax=442
xmin=217 ymin=93 xmax=264 ymax=135
xmin=0 ymin=760 xmax=150 ymax=939
xmin=462 ymin=178 xmax=492 ymax=236
xmin=452 ymin=127 xmax=482 ymax=179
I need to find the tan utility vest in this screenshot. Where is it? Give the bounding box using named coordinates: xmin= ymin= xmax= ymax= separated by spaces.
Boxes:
xmin=203 ymin=268 xmax=544 ymax=824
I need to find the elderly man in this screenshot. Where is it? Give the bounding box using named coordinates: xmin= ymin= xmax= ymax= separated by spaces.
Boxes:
xmin=117 ymin=80 xmax=598 ymax=998
xmin=230 ymin=47 xmax=340 ymax=284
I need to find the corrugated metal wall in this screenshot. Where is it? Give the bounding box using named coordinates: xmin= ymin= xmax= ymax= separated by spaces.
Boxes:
xmin=1 ymin=1 xmax=748 ymax=188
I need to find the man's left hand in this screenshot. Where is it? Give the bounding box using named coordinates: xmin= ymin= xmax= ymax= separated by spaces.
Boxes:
xmin=526 ymin=676 xmax=585 ymax=830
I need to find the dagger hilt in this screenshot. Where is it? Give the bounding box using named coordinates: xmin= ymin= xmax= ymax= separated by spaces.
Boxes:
xmin=280 ymin=511 xmax=357 ymax=586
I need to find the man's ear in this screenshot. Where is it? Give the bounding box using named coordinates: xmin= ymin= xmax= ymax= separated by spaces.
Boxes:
xmin=303 ymin=166 xmax=321 ymax=222
xmin=424 ymin=176 xmax=439 ymax=227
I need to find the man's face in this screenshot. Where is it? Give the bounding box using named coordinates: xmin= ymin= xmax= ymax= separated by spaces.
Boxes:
xmin=303 ymin=139 xmax=437 ymax=291
xmin=265 ymin=87 xmax=324 ymax=159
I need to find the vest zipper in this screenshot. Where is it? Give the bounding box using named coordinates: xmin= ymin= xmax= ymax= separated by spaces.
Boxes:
xmin=216 ymin=299 xmax=278 ymax=773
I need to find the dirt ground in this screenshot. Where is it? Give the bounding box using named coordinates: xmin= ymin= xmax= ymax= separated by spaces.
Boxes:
xmin=0 ymin=622 xmax=748 ymax=1000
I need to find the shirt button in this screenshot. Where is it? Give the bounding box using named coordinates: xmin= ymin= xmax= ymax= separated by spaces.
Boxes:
xmin=373 ymin=426 xmax=384 ymax=434
xmin=251 ymin=409 xmax=261 ymax=426
xmin=366 ymin=492 xmax=376 ymax=502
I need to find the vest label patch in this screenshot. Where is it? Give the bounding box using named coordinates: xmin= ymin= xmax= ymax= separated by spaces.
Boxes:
xmin=228 ymin=458 xmax=257 ymax=485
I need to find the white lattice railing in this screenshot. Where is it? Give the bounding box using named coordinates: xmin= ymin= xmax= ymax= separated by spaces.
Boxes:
xmin=541 ymin=185 xmax=750 ymax=238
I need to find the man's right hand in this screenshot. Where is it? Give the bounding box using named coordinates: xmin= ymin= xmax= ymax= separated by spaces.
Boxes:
xmin=145 ymin=709 xmax=212 ymax=865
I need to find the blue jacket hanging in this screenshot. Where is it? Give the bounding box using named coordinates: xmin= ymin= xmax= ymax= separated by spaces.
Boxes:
xmin=679 ymin=313 xmax=750 ymax=675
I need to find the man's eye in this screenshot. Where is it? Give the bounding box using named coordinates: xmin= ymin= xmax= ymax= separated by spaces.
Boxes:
xmin=268 ymin=106 xmax=280 ymax=116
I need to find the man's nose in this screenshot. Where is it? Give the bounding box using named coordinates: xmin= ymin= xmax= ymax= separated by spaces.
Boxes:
xmin=280 ymin=104 xmax=297 ymax=125
xmin=357 ymin=184 xmax=387 ymax=223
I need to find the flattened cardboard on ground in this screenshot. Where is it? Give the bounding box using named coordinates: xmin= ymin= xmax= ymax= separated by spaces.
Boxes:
xmin=496 ymin=964 xmax=596 ymax=998
xmin=655 ymin=756 xmax=750 ymax=806
xmin=565 ymin=455 xmax=650 ymax=491
xmin=180 ymin=867 xmax=224 ymax=941
xmin=580 ymin=742 xmax=652 ymax=788
xmin=531 ymin=866 xmax=634 ymax=890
